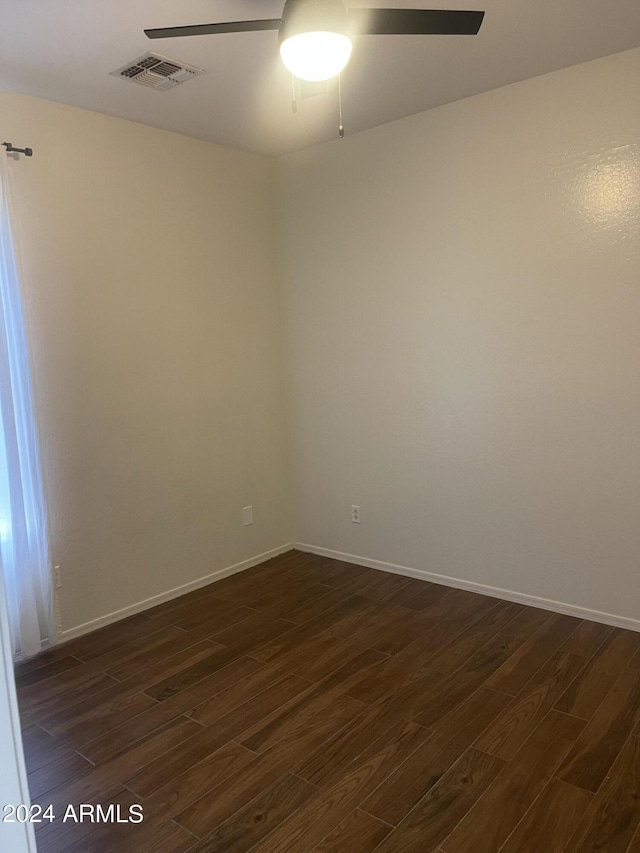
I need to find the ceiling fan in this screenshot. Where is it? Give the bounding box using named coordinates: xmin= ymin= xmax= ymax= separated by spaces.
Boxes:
xmin=145 ymin=0 xmax=485 ymax=83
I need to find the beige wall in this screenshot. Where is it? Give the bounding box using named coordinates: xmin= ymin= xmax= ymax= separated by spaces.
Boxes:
xmin=1 ymin=93 xmax=293 ymax=634
xmin=279 ymin=48 xmax=640 ymax=622
xmin=3 ymin=46 xmax=640 ymax=636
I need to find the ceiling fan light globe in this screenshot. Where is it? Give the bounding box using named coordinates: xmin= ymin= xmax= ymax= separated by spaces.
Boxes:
xmin=280 ymin=32 xmax=352 ymax=82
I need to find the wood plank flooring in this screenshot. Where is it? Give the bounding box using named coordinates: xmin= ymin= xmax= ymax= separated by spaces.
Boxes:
xmin=14 ymin=549 xmax=640 ymax=852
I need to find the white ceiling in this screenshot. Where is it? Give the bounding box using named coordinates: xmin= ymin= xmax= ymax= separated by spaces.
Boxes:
xmin=1 ymin=1 xmax=640 ymax=157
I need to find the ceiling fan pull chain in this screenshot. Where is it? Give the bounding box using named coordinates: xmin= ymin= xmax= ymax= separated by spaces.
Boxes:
xmin=291 ymin=74 xmax=298 ymax=114
xmin=338 ymin=74 xmax=344 ymax=139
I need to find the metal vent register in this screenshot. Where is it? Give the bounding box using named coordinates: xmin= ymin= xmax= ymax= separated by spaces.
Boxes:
xmin=111 ymin=53 xmax=204 ymax=91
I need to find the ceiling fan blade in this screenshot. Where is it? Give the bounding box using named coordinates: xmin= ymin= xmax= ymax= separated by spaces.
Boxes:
xmin=348 ymin=8 xmax=484 ymax=36
xmin=145 ymin=19 xmax=281 ymax=39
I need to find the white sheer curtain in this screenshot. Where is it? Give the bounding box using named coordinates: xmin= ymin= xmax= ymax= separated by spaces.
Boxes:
xmin=0 ymin=157 xmax=54 ymax=660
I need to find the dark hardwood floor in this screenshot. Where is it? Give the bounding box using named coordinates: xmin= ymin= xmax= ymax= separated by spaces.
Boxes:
xmin=14 ymin=549 xmax=640 ymax=852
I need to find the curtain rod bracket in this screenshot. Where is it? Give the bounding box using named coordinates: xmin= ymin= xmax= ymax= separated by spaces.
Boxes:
xmin=2 ymin=142 xmax=33 ymax=157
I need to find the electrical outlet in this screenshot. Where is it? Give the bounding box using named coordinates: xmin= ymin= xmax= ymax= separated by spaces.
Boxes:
xmin=54 ymin=565 xmax=62 ymax=589
xmin=243 ymin=506 xmax=253 ymax=526
xmin=351 ymin=505 xmax=361 ymax=524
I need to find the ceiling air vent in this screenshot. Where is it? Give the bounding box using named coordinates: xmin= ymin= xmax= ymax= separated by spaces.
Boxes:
xmin=111 ymin=53 xmax=204 ymax=91
xmin=297 ymin=79 xmax=328 ymax=100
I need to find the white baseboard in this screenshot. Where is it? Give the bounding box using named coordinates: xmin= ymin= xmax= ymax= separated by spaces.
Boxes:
xmin=59 ymin=543 xmax=294 ymax=642
xmin=294 ymin=542 xmax=640 ymax=633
